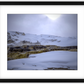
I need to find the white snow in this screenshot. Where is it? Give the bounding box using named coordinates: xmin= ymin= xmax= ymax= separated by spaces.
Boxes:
xmin=8 ymin=31 xmax=77 ymax=47
xmin=7 ymin=51 xmax=77 ymax=70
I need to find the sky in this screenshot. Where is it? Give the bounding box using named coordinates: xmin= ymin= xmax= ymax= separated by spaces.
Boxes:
xmin=7 ymin=14 xmax=77 ymax=37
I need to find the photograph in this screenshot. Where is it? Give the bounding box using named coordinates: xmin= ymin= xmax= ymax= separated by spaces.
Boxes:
xmin=7 ymin=14 xmax=77 ymax=70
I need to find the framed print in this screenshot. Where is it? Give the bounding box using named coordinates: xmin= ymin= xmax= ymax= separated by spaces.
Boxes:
xmin=0 ymin=1 xmax=84 ymax=82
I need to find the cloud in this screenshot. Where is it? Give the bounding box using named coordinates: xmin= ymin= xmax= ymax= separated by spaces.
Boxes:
xmin=7 ymin=14 xmax=77 ymax=37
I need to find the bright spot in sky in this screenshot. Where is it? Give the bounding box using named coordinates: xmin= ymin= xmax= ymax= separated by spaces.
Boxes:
xmin=45 ymin=14 xmax=61 ymax=20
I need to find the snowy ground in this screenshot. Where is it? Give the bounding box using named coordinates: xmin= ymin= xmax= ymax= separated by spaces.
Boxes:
xmin=7 ymin=51 xmax=77 ymax=70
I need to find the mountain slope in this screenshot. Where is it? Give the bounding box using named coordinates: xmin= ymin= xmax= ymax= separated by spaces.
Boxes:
xmin=7 ymin=31 xmax=77 ymax=47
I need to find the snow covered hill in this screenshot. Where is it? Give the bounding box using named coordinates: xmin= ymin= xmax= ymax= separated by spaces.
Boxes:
xmin=8 ymin=51 xmax=77 ymax=70
xmin=7 ymin=31 xmax=77 ymax=47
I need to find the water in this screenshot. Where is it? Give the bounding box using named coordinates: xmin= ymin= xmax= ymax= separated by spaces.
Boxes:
xmin=7 ymin=51 xmax=77 ymax=70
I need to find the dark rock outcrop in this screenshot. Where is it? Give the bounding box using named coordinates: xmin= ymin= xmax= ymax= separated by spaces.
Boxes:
xmin=8 ymin=46 xmax=31 ymax=52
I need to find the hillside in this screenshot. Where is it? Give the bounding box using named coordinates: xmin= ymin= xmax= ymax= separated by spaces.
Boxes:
xmin=7 ymin=31 xmax=77 ymax=47
xmin=7 ymin=31 xmax=77 ymax=70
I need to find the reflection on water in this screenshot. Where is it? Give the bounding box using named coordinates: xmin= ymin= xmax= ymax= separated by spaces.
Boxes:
xmin=8 ymin=51 xmax=77 ymax=70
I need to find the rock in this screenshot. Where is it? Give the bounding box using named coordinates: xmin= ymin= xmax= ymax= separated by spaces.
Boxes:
xmin=9 ymin=47 xmax=14 ymax=52
xmin=58 ymin=40 xmax=61 ymax=42
xmin=22 ymin=33 xmax=25 ymax=35
xmin=15 ymin=32 xmax=19 ymax=35
xmin=15 ymin=39 xmax=18 ymax=41
xmin=13 ymin=47 xmax=24 ymax=52
xmin=22 ymin=40 xmax=31 ymax=44
xmin=8 ymin=46 xmax=32 ymax=52
xmin=8 ymin=39 xmax=15 ymax=43
xmin=27 ymin=53 xmax=30 ymax=57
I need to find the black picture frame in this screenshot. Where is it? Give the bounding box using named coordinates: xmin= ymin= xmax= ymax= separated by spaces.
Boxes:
xmin=0 ymin=1 xmax=84 ymax=82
